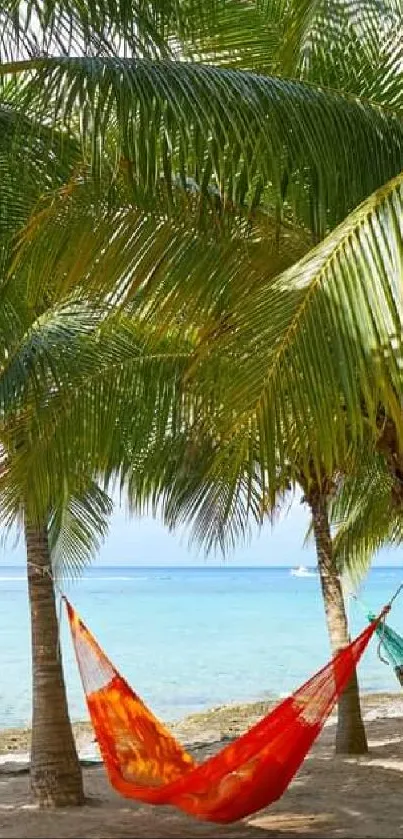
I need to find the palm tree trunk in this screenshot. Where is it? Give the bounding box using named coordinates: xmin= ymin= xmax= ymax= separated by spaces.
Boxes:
xmin=308 ymin=489 xmax=368 ymax=754
xmin=26 ymin=520 xmax=84 ymax=806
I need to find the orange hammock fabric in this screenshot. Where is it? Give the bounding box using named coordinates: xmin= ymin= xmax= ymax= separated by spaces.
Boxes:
xmin=65 ymin=598 xmax=384 ymax=824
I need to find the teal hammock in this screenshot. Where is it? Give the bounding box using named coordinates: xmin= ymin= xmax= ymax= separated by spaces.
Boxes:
xmin=354 ymin=583 xmax=403 ymax=687
xmin=368 ymin=611 xmax=403 ymax=686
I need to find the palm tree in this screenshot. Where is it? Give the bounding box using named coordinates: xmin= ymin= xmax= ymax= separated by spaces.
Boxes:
xmin=0 ymin=105 xmax=90 ymax=805
xmin=21 ymin=172 xmax=402 ymax=757
xmin=0 ymin=267 xmax=189 ymax=808
xmin=0 ymin=0 xmax=401 ymax=797
xmin=0 ymin=102 xmax=190 ymax=808
xmin=0 ymin=0 xmax=197 ymax=807
xmin=24 ymin=483 xmax=112 ymax=806
xmin=184 ymin=174 xmax=402 ymax=753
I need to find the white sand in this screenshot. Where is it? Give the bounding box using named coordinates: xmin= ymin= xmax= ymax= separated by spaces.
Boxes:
xmin=1 ymin=701 xmax=403 ymax=838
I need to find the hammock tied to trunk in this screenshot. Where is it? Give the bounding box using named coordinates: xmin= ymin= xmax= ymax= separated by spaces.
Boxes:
xmin=65 ymin=598 xmax=388 ymax=824
xmin=366 ymin=584 xmax=403 ymax=687
xmin=371 ymin=617 xmax=403 ymax=686
xmin=353 ymin=583 xmax=403 ymax=688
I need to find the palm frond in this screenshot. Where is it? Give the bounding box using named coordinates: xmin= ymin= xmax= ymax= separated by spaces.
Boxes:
xmin=177 ymin=0 xmax=283 ymax=73
xmin=171 ymin=0 xmax=402 ymax=110
xmin=14 ymin=169 xmax=310 ymax=313
xmin=331 ymin=451 xmax=402 ymax=583
xmin=124 ymin=427 xmax=267 ymax=554
xmin=298 ymin=13 xmax=402 ymax=110
xmin=276 ymin=0 xmax=402 ymax=108
xmin=0 ymin=0 xmax=186 ymax=61
xmin=0 ymin=1 xmax=401 ymax=570
xmin=278 ymin=0 xmax=377 ymax=66
xmin=0 ymin=300 xmax=102 ymax=416
xmin=191 ymin=172 xmax=403 ymax=491
xmin=4 ymin=57 xmax=403 ymax=236
xmin=12 ymin=171 xmax=403 ymax=500
xmin=0 ymin=103 xmax=80 ymax=244
xmin=0 ymin=313 xmax=191 ymax=526
xmin=0 ymin=106 xmax=84 ymax=373
xmin=48 ymin=480 xmax=113 ymax=577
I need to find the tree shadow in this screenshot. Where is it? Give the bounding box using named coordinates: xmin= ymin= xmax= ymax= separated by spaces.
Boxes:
xmin=250 ymin=742 xmax=403 ymax=839
xmin=1 ymin=739 xmax=403 ymax=838
xmin=0 ymin=765 xmax=324 ymax=839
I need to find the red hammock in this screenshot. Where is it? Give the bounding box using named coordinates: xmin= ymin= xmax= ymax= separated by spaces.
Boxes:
xmin=65 ymin=598 xmax=385 ymax=824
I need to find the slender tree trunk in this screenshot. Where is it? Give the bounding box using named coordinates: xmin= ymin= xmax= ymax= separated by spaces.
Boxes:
xmin=308 ymin=488 xmax=368 ymax=754
xmin=26 ymin=520 xmax=84 ymax=806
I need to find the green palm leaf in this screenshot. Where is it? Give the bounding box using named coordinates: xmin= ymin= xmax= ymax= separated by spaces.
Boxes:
xmin=0 ymin=313 xmax=191 ymax=526
xmin=0 ymin=301 xmax=101 ymax=415
xmin=12 ymin=171 xmax=403 ymax=498
xmin=4 ymin=57 xmax=402 ymax=235
xmin=0 ymin=105 xmax=82 ymax=368
xmin=15 ymin=169 xmax=310 ymax=313
xmin=49 ymin=480 xmax=113 ymax=577
xmin=182 ymin=1 xmax=402 ymax=111
xmin=124 ymin=427 xmax=266 ymax=554
xmin=177 ymin=0 xmax=284 ymax=73
xmin=331 ymin=452 xmax=403 ymax=583
xmin=277 ymin=0 xmax=401 ymax=82
xmin=0 ymin=0 xmax=179 ymax=61
xmin=301 ymin=15 xmax=403 ymax=110
xmin=193 ymin=171 xmax=403 ymax=491
xmin=0 ymin=103 xmax=79 ymax=240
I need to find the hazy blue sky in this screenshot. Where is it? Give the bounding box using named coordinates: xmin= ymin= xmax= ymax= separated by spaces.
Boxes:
xmin=1 ymin=495 xmax=401 ymax=567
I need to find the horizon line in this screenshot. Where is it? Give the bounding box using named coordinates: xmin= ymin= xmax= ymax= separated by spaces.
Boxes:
xmin=0 ymin=563 xmax=313 ymax=568
xmin=0 ymin=563 xmax=397 ymax=570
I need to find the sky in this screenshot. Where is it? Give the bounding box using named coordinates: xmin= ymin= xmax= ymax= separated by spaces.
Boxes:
xmin=1 ymin=495 xmax=402 ymax=567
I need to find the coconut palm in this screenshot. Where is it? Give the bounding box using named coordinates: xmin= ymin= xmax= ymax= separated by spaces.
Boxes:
xmin=0 ymin=0 xmax=401 ymax=799
xmin=20 ymin=169 xmax=402 ymax=757
xmin=0 ymin=98 xmax=191 ymax=807
xmin=0 ymin=96 xmax=108 ymax=805
xmin=0 ymin=0 xmax=199 ymax=807
xmin=0 ymin=271 xmax=190 ymax=808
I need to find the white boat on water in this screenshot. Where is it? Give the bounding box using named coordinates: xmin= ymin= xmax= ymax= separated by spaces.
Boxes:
xmin=290 ymin=565 xmax=316 ymax=578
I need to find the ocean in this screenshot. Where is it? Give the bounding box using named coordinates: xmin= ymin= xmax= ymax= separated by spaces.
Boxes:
xmin=1 ymin=565 xmax=402 ymax=730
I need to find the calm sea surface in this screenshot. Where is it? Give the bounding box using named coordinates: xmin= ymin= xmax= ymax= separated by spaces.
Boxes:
xmin=1 ymin=565 xmax=402 ymax=729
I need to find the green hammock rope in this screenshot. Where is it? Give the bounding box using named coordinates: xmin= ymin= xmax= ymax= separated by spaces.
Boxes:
xmin=367 ymin=612 xmax=403 ymax=683
xmin=354 ymin=584 xmax=403 ymax=687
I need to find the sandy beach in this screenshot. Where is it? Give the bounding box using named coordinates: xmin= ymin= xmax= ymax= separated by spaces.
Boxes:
xmin=1 ymin=693 xmax=403 ymax=838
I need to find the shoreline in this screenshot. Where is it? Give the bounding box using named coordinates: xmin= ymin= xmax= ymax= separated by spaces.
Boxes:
xmin=1 ymin=690 xmax=403 ymax=766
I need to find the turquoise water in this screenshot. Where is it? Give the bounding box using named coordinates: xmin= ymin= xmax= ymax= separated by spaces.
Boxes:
xmin=1 ymin=565 xmax=402 ymax=729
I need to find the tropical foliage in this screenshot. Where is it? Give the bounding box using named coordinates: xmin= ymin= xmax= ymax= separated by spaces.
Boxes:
xmin=0 ymin=0 xmax=401 ymax=803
